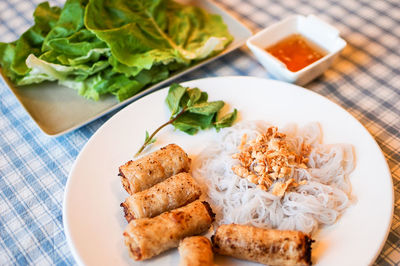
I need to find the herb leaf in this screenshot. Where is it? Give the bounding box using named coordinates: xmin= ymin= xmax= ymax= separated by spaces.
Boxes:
xmin=187 ymin=101 xmax=225 ymax=116
xmin=166 ymin=83 xmax=186 ymax=116
xmin=135 ymin=84 xmax=238 ymax=156
xmin=180 ymin=87 xmax=203 ymax=108
xmin=215 ymin=109 xmax=238 ymax=129
xmin=172 ymin=112 xmax=215 ymax=135
xmin=144 ymin=130 xmax=156 ymax=144
xmin=186 ymin=88 xmax=202 ymax=107
xmin=198 ymin=92 xmax=208 ymax=103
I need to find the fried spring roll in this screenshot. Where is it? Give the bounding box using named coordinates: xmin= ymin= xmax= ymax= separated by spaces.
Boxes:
xmin=212 ymin=224 xmax=312 ymax=266
xmin=119 ymin=144 xmax=191 ymax=194
xmin=121 ymin=172 xmax=202 ymax=221
xmin=179 ymin=236 xmax=214 ymax=266
xmin=123 ymin=200 xmax=215 ymax=261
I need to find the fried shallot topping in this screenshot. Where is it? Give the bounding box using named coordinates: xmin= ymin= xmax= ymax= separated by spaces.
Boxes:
xmin=232 ymin=126 xmax=310 ymax=196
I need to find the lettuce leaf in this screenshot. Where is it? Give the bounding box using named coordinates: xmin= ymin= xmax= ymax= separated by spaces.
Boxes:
xmin=40 ymin=30 xmax=110 ymax=66
xmin=42 ymin=0 xmax=87 ymax=52
xmin=40 ymin=0 xmax=110 ymax=66
xmin=84 ymin=0 xmax=232 ymax=71
xmin=0 ymin=2 xmax=61 ymax=81
xmin=19 ymin=53 xmax=109 ymax=84
xmin=0 ymin=0 xmax=233 ymax=101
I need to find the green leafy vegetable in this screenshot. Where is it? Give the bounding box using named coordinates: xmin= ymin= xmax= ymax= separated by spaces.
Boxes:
xmin=182 ymin=88 xmax=202 ymax=107
xmin=42 ymin=0 xmax=87 ymax=52
xmin=215 ymin=109 xmax=238 ymax=130
xmin=84 ymin=0 xmax=232 ymax=69
xmin=0 ymin=0 xmax=233 ymax=102
xmin=166 ymin=83 xmax=186 ymax=116
xmin=188 ymin=101 xmax=225 ymax=116
xmin=135 ymin=83 xmax=238 ymax=156
xmin=144 ymin=131 xmax=157 ymax=145
xmin=172 ymin=112 xmax=214 ymax=135
xmin=0 ymin=2 xmax=61 ymax=81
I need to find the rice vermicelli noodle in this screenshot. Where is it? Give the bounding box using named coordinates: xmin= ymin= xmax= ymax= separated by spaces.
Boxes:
xmin=192 ymin=121 xmax=355 ymax=234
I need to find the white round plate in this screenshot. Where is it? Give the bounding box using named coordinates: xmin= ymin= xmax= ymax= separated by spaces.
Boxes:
xmin=63 ymin=76 xmax=393 ymax=266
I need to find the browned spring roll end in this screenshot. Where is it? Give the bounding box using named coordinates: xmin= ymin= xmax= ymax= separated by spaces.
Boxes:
xmin=201 ymin=201 xmax=215 ymax=223
xmin=120 ymin=202 xmax=135 ymax=222
xmin=304 ymin=234 xmax=314 ymax=265
xmin=210 ymin=234 xmax=217 ymax=249
xmin=118 ymin=170 xmax=133 ymax=195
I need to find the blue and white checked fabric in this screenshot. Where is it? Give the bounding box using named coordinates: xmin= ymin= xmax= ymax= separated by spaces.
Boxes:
xmin=0 ymin=0 xmax=399 ymax=265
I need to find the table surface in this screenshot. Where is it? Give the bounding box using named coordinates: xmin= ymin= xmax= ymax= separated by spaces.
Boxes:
xmin=0 ymin=0 xmax=399 ymax=265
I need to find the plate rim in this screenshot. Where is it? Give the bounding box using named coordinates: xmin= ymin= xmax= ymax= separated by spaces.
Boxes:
xmin=63 ymin=76 xmax=394 ymax=265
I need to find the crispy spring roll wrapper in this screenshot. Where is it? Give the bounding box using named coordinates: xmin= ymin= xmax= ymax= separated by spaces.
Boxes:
xmin=123 ymin=200 xmax=215 ymax=261
xmin=212 ymin=224 xmax=312 ymax=266
xmin=119 ymin=144 xmax=191 ymax=194
xmin=121 ymin=172 xmax=202 ymax=221
xmin=179 ymin=236 xmax=214 ymax=266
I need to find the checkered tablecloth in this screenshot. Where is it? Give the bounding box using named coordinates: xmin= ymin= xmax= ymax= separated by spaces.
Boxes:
xmin=0 ymin=0 xmax=399 ymax=265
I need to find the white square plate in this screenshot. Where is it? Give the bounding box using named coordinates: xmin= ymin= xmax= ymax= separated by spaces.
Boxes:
xmin=1 ymin=0 xmax=251 ymax=136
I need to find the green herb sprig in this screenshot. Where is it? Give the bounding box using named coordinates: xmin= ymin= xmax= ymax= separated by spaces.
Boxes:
xmin=135 ymin=83 xmax=237 ymax=156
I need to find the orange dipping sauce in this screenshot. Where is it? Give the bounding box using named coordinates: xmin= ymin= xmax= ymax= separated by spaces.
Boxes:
xmin=266 ymin=34 xmax=326 ymax=72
